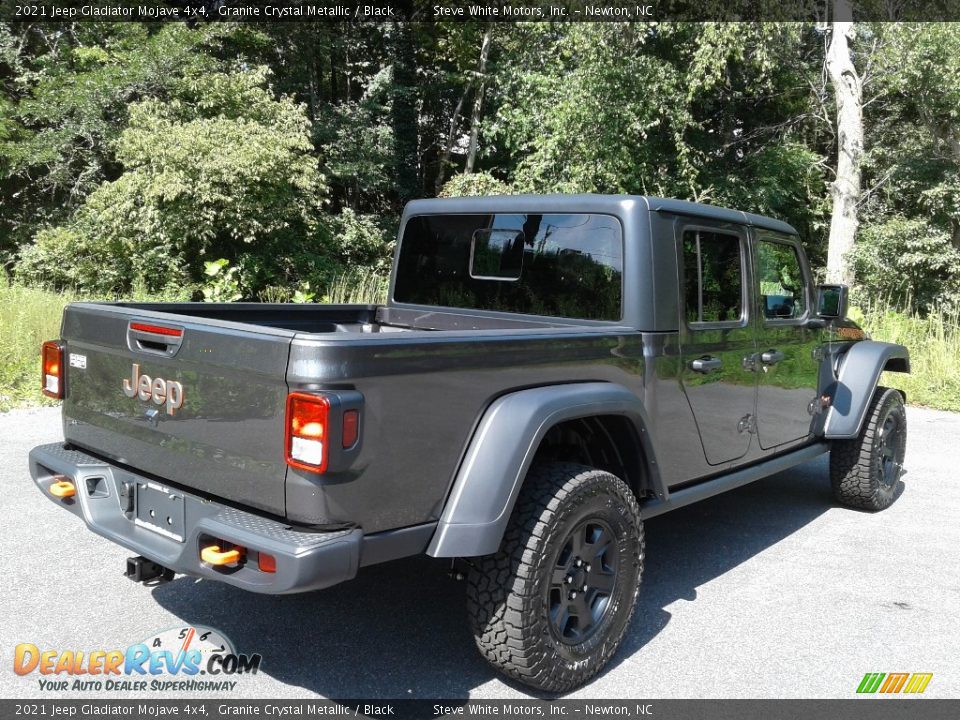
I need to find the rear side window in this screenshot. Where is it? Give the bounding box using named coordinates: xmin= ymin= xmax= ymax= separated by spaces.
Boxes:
xmin=394 ymin=213 xmax=623 ymax=320
xmin=682 ymin=229 xmax=744 ymax=324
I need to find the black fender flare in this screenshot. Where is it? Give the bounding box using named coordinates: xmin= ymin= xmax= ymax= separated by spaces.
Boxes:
xmin=824 ymin=340 xmax=910 ymax=440
xmin=426 ymin=382 xmax=662 ymax=558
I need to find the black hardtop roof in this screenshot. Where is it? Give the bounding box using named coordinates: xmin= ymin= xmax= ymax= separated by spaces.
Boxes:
xmin=403 ymin=194 xmax=799 ymax=237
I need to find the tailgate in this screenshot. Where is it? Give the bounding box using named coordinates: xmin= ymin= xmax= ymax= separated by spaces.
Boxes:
xmin=60 ymin=303 xmax=293 ymax=516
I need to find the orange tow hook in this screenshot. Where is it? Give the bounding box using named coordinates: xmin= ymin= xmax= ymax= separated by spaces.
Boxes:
xmin=49 ymin=478 xmax=76 ymax=498
xmin=201 ymin=545 xmax=243 ymax=566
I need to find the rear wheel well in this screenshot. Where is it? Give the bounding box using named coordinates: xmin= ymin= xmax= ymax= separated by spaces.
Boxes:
xmin=532 ymin=415 xmax=652 ymax=500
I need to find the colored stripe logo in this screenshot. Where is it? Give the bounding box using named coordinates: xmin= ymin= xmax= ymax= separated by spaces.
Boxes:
xmin=857 ymin=672 xmax=933 ymax=694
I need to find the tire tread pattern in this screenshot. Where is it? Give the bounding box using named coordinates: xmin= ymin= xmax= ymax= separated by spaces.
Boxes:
xmin=830 ymin=386 xmax=905 ymax=511
xmin=466 ymin=462 xmax=643 ymax=693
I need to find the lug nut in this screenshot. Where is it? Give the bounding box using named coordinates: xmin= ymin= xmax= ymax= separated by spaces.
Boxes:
xmin=565 ymin=575 xmax=573 ymax=584
xmin=582 ymin=584 xmax=588 ymax=592
xmin=585 ymin=563 xmax=592 ymax=572
xmin=575 ymin=559 xmax=583 ymax=567
xmin=570 ymin=591 xmax=577 ymax=599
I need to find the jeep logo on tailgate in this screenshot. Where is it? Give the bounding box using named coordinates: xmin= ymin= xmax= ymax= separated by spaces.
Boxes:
xmin=122 ymin=363 xmax=184 ymax=415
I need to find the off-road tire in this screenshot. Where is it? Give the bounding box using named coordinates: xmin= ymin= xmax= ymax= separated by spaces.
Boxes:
xmin=830 ymin=386 xmax=907 ymax=511
xmin=466 ymin=462 xmax=644 ymax=693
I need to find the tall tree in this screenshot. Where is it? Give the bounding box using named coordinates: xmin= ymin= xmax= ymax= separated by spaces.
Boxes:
xmin=464 ymin=25 xmax=492 ymax=174
xmin=390 ymin=21 xmax=419 ymax=203
xmin=433 ymin=24 xmax=488 ymax=192
xmin=825 ymin=0 xmax=864 ymax=286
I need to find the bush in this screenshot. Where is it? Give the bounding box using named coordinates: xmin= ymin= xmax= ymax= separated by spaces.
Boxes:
xmin=16 ymin=68 xmax=325 ymax=296
xmin=328 ymin=208 xmax=395 ymax=270
xmin=17 ymin=227 xmax=124 ymax=291
xmin=851 ymin=216 xmax=960 ymax=312
xmin=439 ymin=172 xmax=513 ymax=198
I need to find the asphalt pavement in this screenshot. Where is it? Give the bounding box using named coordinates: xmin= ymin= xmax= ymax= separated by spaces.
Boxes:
xmin=2 ymin=405 xmax=957 ymax=699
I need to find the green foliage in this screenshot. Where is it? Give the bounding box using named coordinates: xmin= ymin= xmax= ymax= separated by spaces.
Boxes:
xmin=328 ymin=207 xmax=395 ymax=270
xmin=0 ymin=19 xmax=943 ymax=309
xmin=201 ymin=259 xmax=242 ymax=303
xmin=479 ymin=21 xmax=830 ymax=251
xmin=439 ymin=172 xmax=512 ymax=198
xmin=0 ymin=18 xmax=958 ymax=369
xmin=858 ymin=23 xmax=960 ymax=311
xmin=320 ymin=67 xmax=395 ymax=209
xmin=322 ymin=268 xmax=389 ymax=305
xmin=711 ymin=141 xmax=829 ymax=247
xmin=292 ymin=283 xmax=316 ymax=304
xmin=494 ymin=25 xmax=694 ymax=195
xmin=861 ymin=299 xmax=960 ymax=412
xmin=17 ymin=67 xmax=325 ymax=295
xmin=0 ymin=283 xmax=77 ymax=411
xmin=16 ymin=226 xmax=126 ymax=291
xmin=0 ymin=23 xmax=231 ymax=253
xmin=851 ymin=216 xmax=960 ymax=310
xmin=681 ymin=24 xmax=829 ymax=237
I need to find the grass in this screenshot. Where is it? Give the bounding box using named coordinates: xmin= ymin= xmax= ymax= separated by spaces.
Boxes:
xmin=3 ymin=282 xmax=957 ymax=413
xmin=857 ymin=301 xmax=960 ymax=412
xmin=258 ymin=269 xmax=389 ymax=304
xmin=0 ymin=284 xmax=80 ymax=411
xmin=324 ymin=268 xmax=389 ymax=305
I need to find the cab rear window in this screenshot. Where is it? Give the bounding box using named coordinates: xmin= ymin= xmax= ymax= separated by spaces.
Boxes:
xmin=393 ymin=213 xmax=623 ymax=321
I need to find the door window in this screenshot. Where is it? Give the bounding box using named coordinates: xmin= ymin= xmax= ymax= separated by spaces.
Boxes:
xmin=682 ymin=230 xmax=744 ymax=325
xmin=757 ymin=240 xmax=807 ymax=320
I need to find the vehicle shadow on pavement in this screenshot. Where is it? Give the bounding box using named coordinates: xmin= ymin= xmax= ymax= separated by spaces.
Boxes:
xmin=607 ymin=455 xmax=838 ymax=674
xmin=151 ymin=455 xmax=845 ymax=698
xmin=152 ymin=548 xmax=491 ymax=698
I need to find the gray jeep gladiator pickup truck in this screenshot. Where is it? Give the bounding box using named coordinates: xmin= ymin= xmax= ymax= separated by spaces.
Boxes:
xmin=30 ymin=195 xmax=910 ymax=692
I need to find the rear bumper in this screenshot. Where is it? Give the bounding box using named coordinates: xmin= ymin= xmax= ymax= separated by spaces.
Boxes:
xmin=28 ymin=443 xmax=362 ymax=595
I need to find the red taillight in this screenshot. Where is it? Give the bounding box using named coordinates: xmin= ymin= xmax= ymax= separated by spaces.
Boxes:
xmin=41 ymin=341 xmax=64 ymax=399
xmin=285 ymin=392 xmax=330 ymax=472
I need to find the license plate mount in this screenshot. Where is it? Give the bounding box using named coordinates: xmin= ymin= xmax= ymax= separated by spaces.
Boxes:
xmin=134 ymin=482 xmax=186 ymax=542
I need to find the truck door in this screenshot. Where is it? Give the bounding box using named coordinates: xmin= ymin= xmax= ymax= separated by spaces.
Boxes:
xmin=677 ymin=222 xmax=758 ymax=465
xmin=751 ymin=232 xmax=822 ymax=449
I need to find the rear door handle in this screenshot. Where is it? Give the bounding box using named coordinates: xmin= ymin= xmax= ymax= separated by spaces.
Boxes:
xmin=761 ymin=349 xmax=785 ymax=365
xmin=691 ymin=356 xmax=723 ymax=373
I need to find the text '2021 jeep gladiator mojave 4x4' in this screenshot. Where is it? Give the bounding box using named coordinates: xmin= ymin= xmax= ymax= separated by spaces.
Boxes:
xmin=30 ymin=195 xmax=909 ymax=692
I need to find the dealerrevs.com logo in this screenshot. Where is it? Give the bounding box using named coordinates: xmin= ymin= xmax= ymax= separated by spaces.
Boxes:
xmin=14 ymin=626 xmax=261 ymax=693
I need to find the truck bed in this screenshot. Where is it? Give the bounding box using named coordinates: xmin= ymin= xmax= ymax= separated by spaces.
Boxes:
xmin=107 ymin=301 xmax=581 ymax=334
xmin=58 ymin=301 xmax=630 ymax=528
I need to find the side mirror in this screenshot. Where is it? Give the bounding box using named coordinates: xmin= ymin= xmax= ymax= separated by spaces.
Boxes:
xmin=817 ymin=284 xmax=849 ymax=319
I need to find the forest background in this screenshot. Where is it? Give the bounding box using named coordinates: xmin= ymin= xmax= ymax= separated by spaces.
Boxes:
xmin=1 ymin=19 xmax=958 ymax=409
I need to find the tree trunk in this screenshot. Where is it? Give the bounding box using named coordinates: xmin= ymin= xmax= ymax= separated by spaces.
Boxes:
xmin=825 ymin=2 xmax=863 ymax=287
xmin=391 ymin=21 xmax=420 ymax=203
xmin=330 ymin=43 xmax=339 ymax=104
xmin=465 ymin=27 xmax=492 ymax=175
xmin=435 ymin=88 xmax=469 ymax=194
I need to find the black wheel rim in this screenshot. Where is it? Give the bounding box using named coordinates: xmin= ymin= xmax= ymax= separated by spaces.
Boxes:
xmin=877 ymin=411 xmax=905 ymax=490
xmin=546 ymin=519 xmax=619 ymax=645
